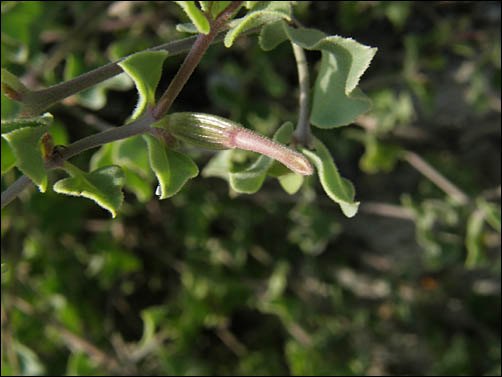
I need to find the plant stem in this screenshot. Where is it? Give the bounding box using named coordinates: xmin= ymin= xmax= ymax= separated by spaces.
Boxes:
xmin=1 ymin=111 xmax=155 ymax=209
xmin=2 ymin=1 xmax=245 ymax=208
xmin=153 ymin=1 xmax=243 ymax=119
xmin=403 ymin=151 xmax=470 ymax=205
xmin=1 ymin=175 xmax=32 ymax=209
xmin=291 ymin=42 xmax=312 ymax=147
xmin=21 ymin=25 xmax=258 ymax=116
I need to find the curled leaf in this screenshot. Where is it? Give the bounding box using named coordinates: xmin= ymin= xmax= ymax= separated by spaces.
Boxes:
xmin=301 ymin=137 xmax=359 ymax=217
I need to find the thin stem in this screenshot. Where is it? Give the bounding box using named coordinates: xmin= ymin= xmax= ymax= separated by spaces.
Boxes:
xmin=291 ymin=42 xmax=312 ymax=147
xmin=403 ymin=151 xmax=470 ymax=205
xmin=21 ymin=26 xmax=260 ymax=116
xmin=1 ymin=175 xmax=32 ymax=209
xmin=153 ymin=1 xmax=243 ymax=119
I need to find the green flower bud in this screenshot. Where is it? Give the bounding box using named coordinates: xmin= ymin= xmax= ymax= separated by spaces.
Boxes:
xmin=163 ymin=112 xmax=237 ymax=150
xmin=156 ymin=112 xmax=313 ymax=176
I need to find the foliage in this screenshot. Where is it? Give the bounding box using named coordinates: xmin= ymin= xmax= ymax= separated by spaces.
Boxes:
xmin=1 ymin=1 xmax=500 ymax=376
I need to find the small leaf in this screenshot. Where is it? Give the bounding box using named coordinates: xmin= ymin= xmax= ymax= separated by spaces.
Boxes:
xmin=1 ymin=113 xmax=53 ymax=192
xmin=53 ymin=164 xmax=125 ymax=218
xmin=224 ymin=2 xmax=291 ymax=48
xmin=175 ymin=1 xmax=210 ymax=35
xmin=465 ymin=209 xmax=485 ymax=268
xmin=301 ymin=137 xmax=359 ymax=217
xmin=143 ymin=134 xmax=199 ymax=199
xmin=229 ymin=121 xmax=296 ymax=193
xmin=118 ymin=50 xmax=169 ymax=120
xmin=278 ymin=173 xmax=304 ymax=195
xmin=176 ymin=22 xmax=200 ymax=34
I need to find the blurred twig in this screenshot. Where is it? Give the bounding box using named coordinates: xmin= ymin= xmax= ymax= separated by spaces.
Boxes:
xmin=403 ymin=151 xmax=470 ymax=205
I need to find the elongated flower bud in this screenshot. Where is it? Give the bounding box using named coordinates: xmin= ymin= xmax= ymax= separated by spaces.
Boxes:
xmin=159 ymin=112 xmax=313 ymax=176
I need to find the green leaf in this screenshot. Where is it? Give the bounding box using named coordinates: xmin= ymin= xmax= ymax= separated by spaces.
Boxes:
xmin=118 ymin=50 xmax=169 ymax=120
xmin=465 ymin=209 xmax=485 ymax=268
xmin=90 ymin=138 xmax=154 ymax=203
xmin=209 ymin=1 xmax=232 ymax=19
xmin=477 ymin=198 xmax=501 ymax=233
xmin=53 ymin=164 xmax=125 ymax=218
xmin=301 ymin=137 xmax=359 ymax=217
xmin=259 ymin=20 xmax=289 ymax=51
xmin=122 ymin=167 xmax=153 ymax=203
xmin=201 ymin=149 xmax=234 ymax=182
xmin=264 ymin=21 xmax=377 ymax=128
xmin=175 ymin=1 xmax=210 ymax=35
xmin=359 ymin=134 xmax=402 ymax=173
xmin=143 ymin=134 xmax=199 ymax=199
xmin=278 ymin=173 xmax=304 ymax=195
xmin=224 ymin=1 xmax=291 ymax=48
xmin=1 ymin=137 xmax=16 ymax=175
xmin=1 ymin=113 xmax=53 ymax=192
xmin=229 ymin=121 xmax=297 ymax=194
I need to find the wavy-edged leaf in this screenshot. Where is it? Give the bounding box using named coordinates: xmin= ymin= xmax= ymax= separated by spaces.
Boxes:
xmin=118 ymin=50 xmax=169 ymax=120
xmin=224 ymin=1 xmax=291 ymax=48
xmin=261 ymin=20 xmax=377 ymax=128
xmin=90 ymin=138 xmax=154 ymax=203
xmin=1 ymin=113 xmax=53 ymax=192
xmin=286 ymin=25 xmax=377 ymax=128
xmin=175 ymin=1 xmax=210 ymax=35
xmin=53 ymin=164 xmax=125 ymax=218
xmin=301 ymin=137 xmax=359 ymax=217
xmin=143 ymin=134 xmax=199 ymax=199
xmin=229 ymin=121 xmax=297 ymax=194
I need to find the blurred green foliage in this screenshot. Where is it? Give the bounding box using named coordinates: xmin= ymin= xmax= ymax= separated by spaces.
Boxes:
xmin=1 ymin=1 xmax=500 ymax=375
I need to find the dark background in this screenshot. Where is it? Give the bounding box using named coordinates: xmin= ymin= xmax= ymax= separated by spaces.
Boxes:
xmin=2 ymin=2 xmax=500 ymax=375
